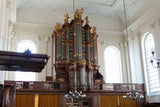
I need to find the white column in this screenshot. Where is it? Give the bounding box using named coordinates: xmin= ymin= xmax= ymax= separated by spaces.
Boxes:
xmin=0 ymin=0 xmax=16 ymax=83
xmin=123 ymin=40 xmax=132 ymax=83
xmin=119 ymin=42 xmax=128 ymax=83
xmin=0 ymin=0 xmax=7 ymax=84
xmin=37 ymin=35 xmax=50 ymax=81
xmin=46 ymin=37 xmax=52 ymax=77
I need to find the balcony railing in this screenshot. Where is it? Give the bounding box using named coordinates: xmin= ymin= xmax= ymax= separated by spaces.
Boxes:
xmin=4 ymin=81 xmax=144 ymax=94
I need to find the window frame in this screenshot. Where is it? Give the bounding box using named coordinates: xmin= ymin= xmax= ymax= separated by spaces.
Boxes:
xmin=142 ymin=32 xmax=160 ymax=96
xmin=104 ymin=46 xmax=122 ymax=83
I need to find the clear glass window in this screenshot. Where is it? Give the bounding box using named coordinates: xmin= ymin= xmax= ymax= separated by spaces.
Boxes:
xmin=104 ymin=46 xmax=122 ymax=83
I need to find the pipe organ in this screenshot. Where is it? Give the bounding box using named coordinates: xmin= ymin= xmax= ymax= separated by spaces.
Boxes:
xmin=53 ymin=8 xmax=103 ymax=91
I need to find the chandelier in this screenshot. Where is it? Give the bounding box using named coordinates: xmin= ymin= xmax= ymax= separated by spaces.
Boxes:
xmin=150 ymin=48 xmax=160 ymax=68
xmin=65 ymin=90 xmax=86 ymax=107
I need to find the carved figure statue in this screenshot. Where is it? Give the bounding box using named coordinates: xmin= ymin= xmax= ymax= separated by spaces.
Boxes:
xmin=85 ymin=16 xmax=89 ymax=25
xmin=64 ymin=13 xmax=70 ymax=23
xmin=92 ymin=26 xmax=96 ymax=34
xmin=74 ymin=8 xmax=84 ymax=18
xmin=55 ymin=23 xmax=62 ymax=31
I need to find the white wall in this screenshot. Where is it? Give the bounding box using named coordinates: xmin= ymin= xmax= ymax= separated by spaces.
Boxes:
xmin=0 ymin=0 xmax=16 ymax=84
xmin=7 ymin=22 xmax=53 ymax=81
xmin=127 ymin=1 xmax=160 ymax=103
xmin=97 ymin=30 xmax=129 ymax=83
xmin=12 ymin=5 xmax=124 ymax=82
xmin=1 ymin=0 xmax=160 ymax=103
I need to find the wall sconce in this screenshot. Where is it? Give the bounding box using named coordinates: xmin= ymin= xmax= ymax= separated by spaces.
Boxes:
xmin=150 ymin=48 xmax=160 ymax=68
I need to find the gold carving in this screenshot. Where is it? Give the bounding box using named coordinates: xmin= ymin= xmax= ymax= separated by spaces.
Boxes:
xmin=88 ymin=63 xmax=93 ymax=69
xmin=95 ymin=79 xmax=101 ymax=82
xmin=85 ymin=16 xmax=89 ymax=25
xmin=55 ymin=23 xmax=62 ymax=30
xmin=92 ymin=26 xmax=96 ymax=34
xmin=76 ymin=54 xmax=82 ymax=57
xmin=58 ymin=78 xmax=65 ymax=82
xmin=64 ymin=13 xmax=70 ymax=23
xmin=69 ymin=63 xmax=76 ymax=69
xmin=81 ymin=60 xmax=86 ymax=65
xmin=74 ymin=8 xmax=84 ymax=18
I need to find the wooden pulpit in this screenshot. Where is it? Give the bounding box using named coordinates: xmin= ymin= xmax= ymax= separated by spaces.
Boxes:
xmin=0 ymin=50 xmax=49 ymax=72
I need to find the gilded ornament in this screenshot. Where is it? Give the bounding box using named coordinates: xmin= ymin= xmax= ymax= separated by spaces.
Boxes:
xmin=92 ymin=26 xmax=97 ymax=34
xmin=55 ymin=23 xmax=62 ymax=31
xmin=85 ymin=16 xmax=89 ymax=25
xmin=64 ymin=13 xmax=70 ymax=23
xmin=88 ymin=63 xmax=93 ymax=69
xmin=58 ymin=78 xmax=65 ymax=82
xmin=81 ymin=60 xmax=86 ymax=65
xmin=74 ymin=8 xmax=84 ymax=18
xmin=69 ymin=63 xmax=76 ymax=69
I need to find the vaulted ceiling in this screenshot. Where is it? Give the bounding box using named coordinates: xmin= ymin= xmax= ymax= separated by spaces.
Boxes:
xmin=16 ymin=0 xmax=159 ymax=32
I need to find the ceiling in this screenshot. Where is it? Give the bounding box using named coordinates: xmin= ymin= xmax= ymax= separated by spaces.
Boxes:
xmin=16 ymin=0 xmax=160 ymax=32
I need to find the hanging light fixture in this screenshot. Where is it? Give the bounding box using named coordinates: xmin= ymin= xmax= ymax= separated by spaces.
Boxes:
xmin=122 ymin=0 xmax=144 ymax=100
xmin=122 ymin=85 xmax=144 ymax=100
xmin=65 ymin=90 xmax=86 ymax=107
xmin=123 ymin=90 xmax=144 ymax=100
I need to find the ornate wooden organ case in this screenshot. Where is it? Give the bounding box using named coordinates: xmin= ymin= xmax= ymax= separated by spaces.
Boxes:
xmin=53 ymin=8 xmax=103 ymax=91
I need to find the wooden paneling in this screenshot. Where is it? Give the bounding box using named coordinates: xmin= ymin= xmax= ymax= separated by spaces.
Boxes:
xmin=119 ymin=95 xmax=137 ymax=107
xmin=39 ymin=95 xmax=60 ymax=107
xmin=5 ymin=81 xmax=145 ymax=107
xmin=101 ymin=95 xmax=137 ymax=107
xmin=16 ymin=94 xmax=60 ymax=107
xmin=101 ymin=95 xmax=119 ymax=107
xmin=16 ymin=94 xmax=35 ymax=107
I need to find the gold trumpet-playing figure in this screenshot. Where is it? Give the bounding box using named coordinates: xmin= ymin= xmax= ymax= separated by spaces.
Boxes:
xmin=64 ymin=13 xmax=70 ymax=23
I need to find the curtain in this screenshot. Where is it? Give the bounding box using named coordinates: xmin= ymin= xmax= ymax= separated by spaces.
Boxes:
xmin=38 ymin=95 xmax=60 ymax=107
xmin=16 ymin=94 xmax=35 ymax=107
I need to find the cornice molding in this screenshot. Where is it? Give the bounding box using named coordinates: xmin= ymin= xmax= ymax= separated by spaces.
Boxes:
xmin=78 ymin=0 xmax=118 ymax=7
xmin=126 ymin=1 xmax=160 ymax=33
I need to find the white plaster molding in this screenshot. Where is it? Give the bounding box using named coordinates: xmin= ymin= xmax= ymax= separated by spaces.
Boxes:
xmin=127 ymin=1 xmax=160 ymax=32
xmin=78 ymin=0 xmax=118 ymax=7
xmin=98 ymin=29 xmax=122 ymax=34
xmin=123 ymin=42 xmax=128 ymax=47
xmin=6 ymin=0 xmax=12 ymax=8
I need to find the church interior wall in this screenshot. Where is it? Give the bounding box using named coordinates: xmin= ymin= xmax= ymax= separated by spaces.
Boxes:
xmin=0 ymin=0 xmax=160 ymax=104
xmin=126 ymin=1 xmax=160 ymax=102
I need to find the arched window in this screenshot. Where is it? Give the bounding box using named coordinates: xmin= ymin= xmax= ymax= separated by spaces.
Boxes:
xmin=143 ymin=33 xmax=160 ymax=94
xmin=17 ymin=40 xmax=37 ymax=53
xmin=104 ymin=46 xmax=122 ymax=83
xmin=15 ymin=40 xmax=37 ymax=81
